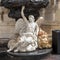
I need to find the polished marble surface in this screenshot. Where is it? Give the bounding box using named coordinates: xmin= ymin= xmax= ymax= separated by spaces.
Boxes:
xmin=0 ymin=45 xmax=59 ymax=60
xmin=0 ymin=54 xmax=60 ymax=60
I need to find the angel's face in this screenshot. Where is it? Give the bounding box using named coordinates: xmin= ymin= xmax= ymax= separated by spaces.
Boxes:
xmin=28 ymin=15 xmax=35 ymax=22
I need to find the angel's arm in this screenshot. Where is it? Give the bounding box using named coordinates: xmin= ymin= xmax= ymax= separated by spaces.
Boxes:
xmin=36 ymin=16 xmax=44 ymax=23
xmin=36 ymin=16 xmax=44 ymax=27
xmin=35 ymin=24 xmax=39 ymax=36
xmin=21 ymin=6 xmax=29 ymax=24
xmin=36 ymin=10 xmax=44 ymax=23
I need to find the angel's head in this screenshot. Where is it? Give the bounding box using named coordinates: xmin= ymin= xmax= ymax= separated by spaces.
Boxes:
xmin=28 ymin=15 xmax=35 ymax=22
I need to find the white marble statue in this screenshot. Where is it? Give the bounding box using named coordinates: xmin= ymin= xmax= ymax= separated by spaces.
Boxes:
xmin=7 ymin=6 xmax=44 ymax=52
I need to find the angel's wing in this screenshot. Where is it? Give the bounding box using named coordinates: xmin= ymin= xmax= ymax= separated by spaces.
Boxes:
xmin=14 ymin=18 xmax=27 ymax=35
xmin=36 ymin=17 xmax=44 ymax=27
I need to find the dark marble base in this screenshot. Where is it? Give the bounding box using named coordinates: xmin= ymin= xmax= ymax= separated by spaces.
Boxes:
xmin=0 ymin=47 xmax=52 ymax=60
xmin=1 ymin=54 xmax=60 ymax=60
xmin=7 ymin=49 xmax=52 ymax=56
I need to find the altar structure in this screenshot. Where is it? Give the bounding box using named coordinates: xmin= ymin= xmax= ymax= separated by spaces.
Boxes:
xmin=0 ymin=0 xmax=60 ymax=60
xmin=0 ymin=0 xmax=60 ymax=45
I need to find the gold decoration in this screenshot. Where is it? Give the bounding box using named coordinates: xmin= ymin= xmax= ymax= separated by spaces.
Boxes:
xmin=38 ymin=28 xmax=52 ymax=49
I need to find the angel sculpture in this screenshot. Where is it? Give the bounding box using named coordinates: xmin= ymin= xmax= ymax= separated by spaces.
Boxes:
xmin=7 ymin=6 xmax=44 ymax=52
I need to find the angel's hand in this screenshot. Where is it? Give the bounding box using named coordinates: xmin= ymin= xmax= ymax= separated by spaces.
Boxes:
xmin=21 ymin=6 xmax=28 ymax=24
xmin=22 ymin=6 xmax=25 ymax=11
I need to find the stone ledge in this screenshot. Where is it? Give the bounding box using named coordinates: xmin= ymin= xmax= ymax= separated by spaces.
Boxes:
xmin=0 ymin=26 xmax=15 ymax=33
xmin=0 ymin=20 xmax=15 ymax=26
xmin=0 ymin=33 xmax=14 ymax=38
xmin=42 ymin=21 xmax=60 ymax=26
xmin=0 ymin=38 xmax=10 ymax=46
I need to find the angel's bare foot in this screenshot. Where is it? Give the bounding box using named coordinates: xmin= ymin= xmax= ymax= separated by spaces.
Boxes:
xmin=7 ymin=49 xmax=12 ymax=52
xmin=14 ymin=49 xmax=18 ymax=52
